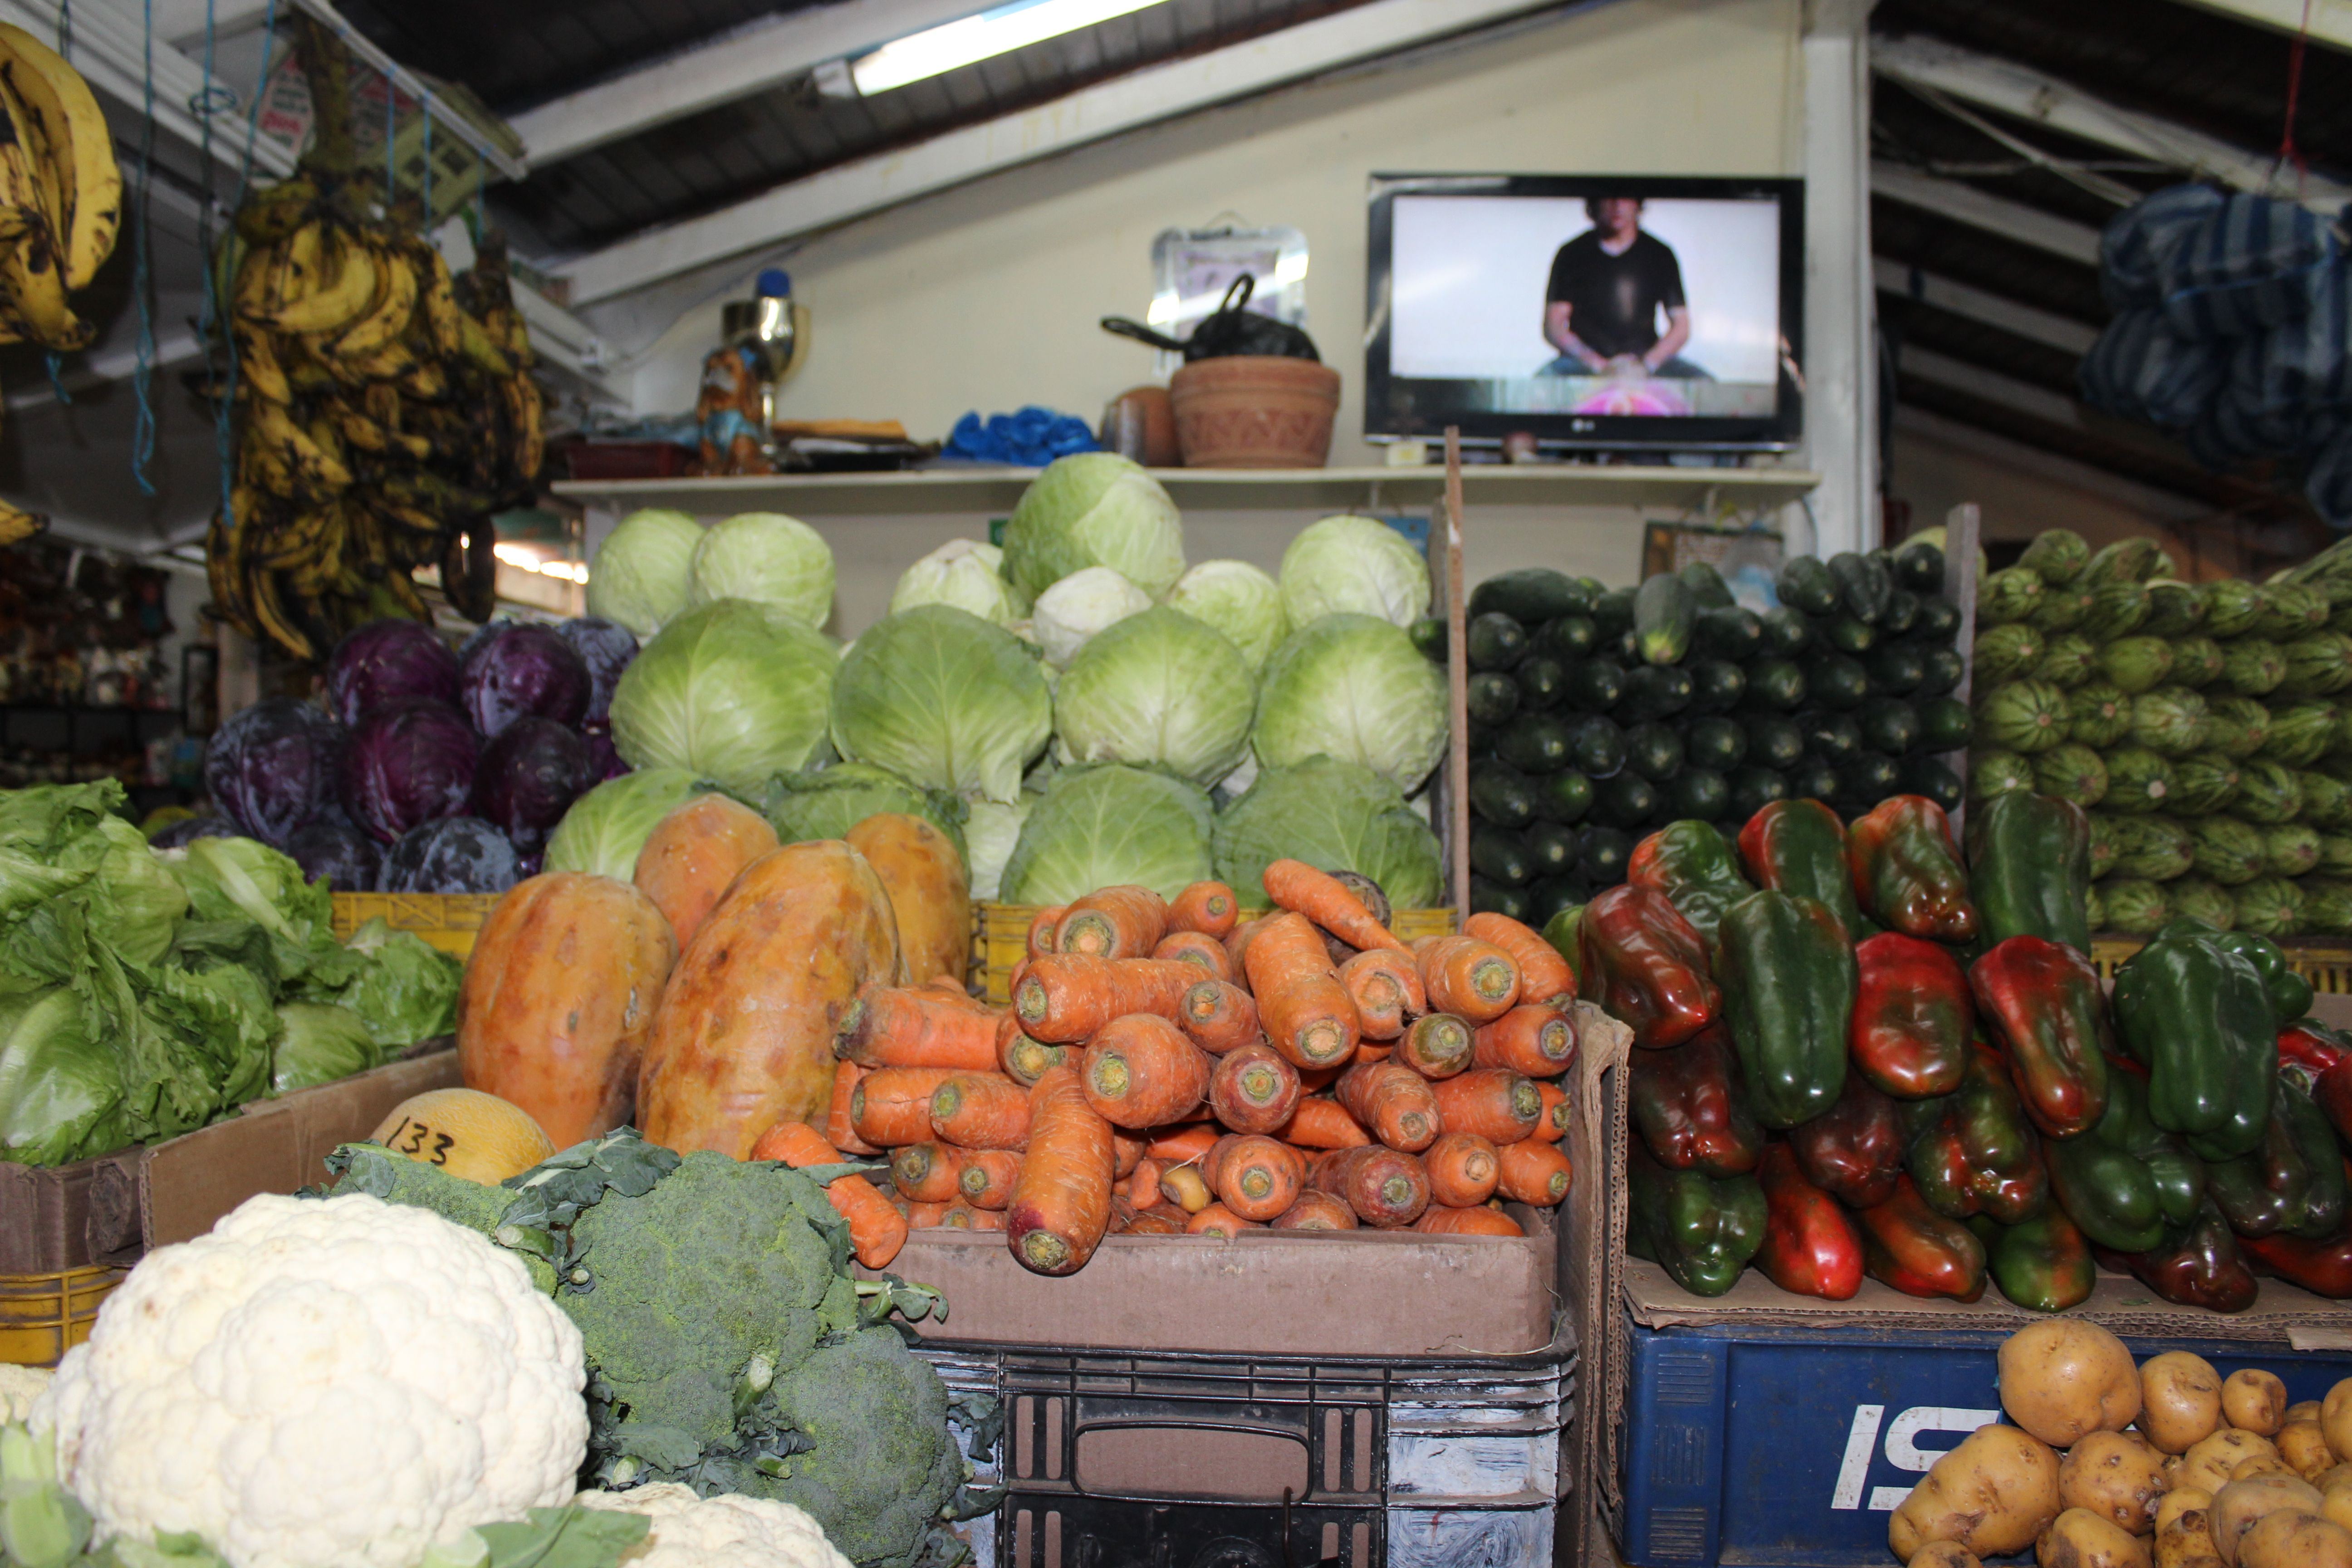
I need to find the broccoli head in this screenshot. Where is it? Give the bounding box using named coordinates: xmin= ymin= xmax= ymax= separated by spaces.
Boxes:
xmin=760 ymin=1326 xmax=964 ymax=1568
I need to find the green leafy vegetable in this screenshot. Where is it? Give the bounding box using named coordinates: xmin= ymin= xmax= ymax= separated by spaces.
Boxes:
xmin=999 ymin=764 xmax=1213 ymax=904
xmin=609 ymin=600 xmax=840 ymax=797
xmin=830 ymin=606 xmax=1053 ymax=805
xmin=1213 ymin=756 xmax=1443 ymax=911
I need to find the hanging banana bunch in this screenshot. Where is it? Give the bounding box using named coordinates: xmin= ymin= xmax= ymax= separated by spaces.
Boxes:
xmin=0 ymin=22 xmax=122 ymax=547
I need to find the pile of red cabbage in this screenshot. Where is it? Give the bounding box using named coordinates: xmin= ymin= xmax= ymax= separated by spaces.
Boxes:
xmin=203 ymin=616 xmax=637 ymax=894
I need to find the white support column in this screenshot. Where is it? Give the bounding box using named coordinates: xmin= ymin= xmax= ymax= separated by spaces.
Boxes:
xmin=1802 ymin=0 xmax=1878 ymax=557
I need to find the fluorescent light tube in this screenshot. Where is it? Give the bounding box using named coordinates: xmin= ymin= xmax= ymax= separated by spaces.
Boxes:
xmin=849 ymin=0 xmax=1169 ymax=95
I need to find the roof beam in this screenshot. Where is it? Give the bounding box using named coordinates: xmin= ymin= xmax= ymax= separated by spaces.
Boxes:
xmin=555 ymin=0 xmax=1588 ymax=305
xmin=1870 ymin=161 xmax=2104 ymax=264
xmin=1892 ymin=402 xmax=2213 ymax=525
xmin=6 ymin=330 xmax=206 ymax=412
xmin=1871 ymin=256 xmax=2100 ymax=354
xmin=1896 ymin=344 xmax=2200 ymax=470
xmin=510 ymin=0 xmax=994 ymax=169
xmin=1873 ymin=33 xmax=2351 ymax=204
xmin=2168 ymin=0 xmax=2352 ymax=53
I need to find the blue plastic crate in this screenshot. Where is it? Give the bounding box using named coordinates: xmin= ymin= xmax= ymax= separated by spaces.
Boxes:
xmin=1618 ymin=1317 xmax=2352 ymax=1568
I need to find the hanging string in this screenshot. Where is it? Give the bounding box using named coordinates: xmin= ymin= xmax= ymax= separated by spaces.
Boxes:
xmin=215 ymin=0 xmax=278 ymax=534
xmin=42 ymin=0 xmax=74 ymax=402
xmin=2273 ymin=0 xmax=2315 ymax=192
xmin=128 ymin=0 xmax=158 ymax=496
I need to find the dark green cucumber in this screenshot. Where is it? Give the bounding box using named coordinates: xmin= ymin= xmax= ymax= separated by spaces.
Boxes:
xmin=1564 ymin=658 xmax=1625 ymax=712
xmin=1634 ymin=573 xmax=1699 ymax=666
xmin=1470 ymin=825 xmax=1533 ymax=886
xmin=1857 ymin=697 xmax=1921 ymax=756
xmin=1686 ymin=659 xmax=1748 ymax=716
xmin=1515 ymin=655 xmax=1567 ymax=710
xmin=1625 ymin=721 xmax=1686 ymax=783
xmin=1534 ymin=769 xmax=1596 ymax=824
xmin=1741 ymin=713 xmax=1806 ymax=772
xmin=1470 ymin=766 xmax=1538 ymax=828
xmin=1805 ymin=654 xmax=1871 ymax=710
xmin=1776 ymin=556 xmax=1839 ymax=616
xmin=1679 ymin=560 xmax=1736 ymax=609
xmin=1668 ymin=768 xmax=1731 ymax=821
xmin=1830 ymin=551 xmax=1894 ymax=623
xmin=1694 ymin=606 xmax=1764 ymax=662
xmin=1466 ymin=612 xmax=1528 ymax=671
xmin=1470 ymin=568 xmax=1580 ymax=623
xmin=1798 ymin=710 xmax=1863 ymax=764
xmin=1685 ymin=715 xmax=1748 ymax=772
xmin=1578 ymin=825 xmax=1634 ymax=883
xmin=1568 ymin=717 xmax=1627 ymax=779
xmin=1540 ymin=615 xmax=1598 ymax=660
xmin=1728 ymin=765 xmax=1791 ymax=821
xmin=1494 ymin=715 xmax=1573 ymax=774
xmin=1618 ymin=665 xmax=1695 ymax=723
xmin=1466 ymin=672 xmax=1519 ymax=725
xmin=1759 ymin=606 xmax=1813 ymax=657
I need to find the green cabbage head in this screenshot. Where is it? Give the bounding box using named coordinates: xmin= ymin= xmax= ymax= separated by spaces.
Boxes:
xmin=890 ymin=538 xmax=1026 ymax=625
xmin=1054 ymin=606 xmax=1255 ymax=786
xmin=999 ymin=764 xmax=1213 ymax=904
xmin=588 ymin=508 xmax=705 ymax=636
xmin=1277 ymin=514 xmax=1431 ymax=630
xmin=1001 ymin=453 xmax=1186 ymax=601
xmin=686 ymin=512 xmax=836 ymax=628
xmin=1167 ymin=559 xmax=1284 ymax=671
xmin=762 ymin=762 xmax=969 ymax=862
xmin=544 ymin=769 xmax=709 ymax=879
xmin=610 ymin=600 xmax=839 ymax=796
xmin=1254 ymin=613 xmax=1448 ymax=793
xmin=831 ymin=605 xmax=1053 ymax=804
xmin=1213 ymin=756 xmax=1443 ymax=911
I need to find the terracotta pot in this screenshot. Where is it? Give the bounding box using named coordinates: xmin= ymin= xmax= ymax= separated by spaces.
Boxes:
xmin=1099 ymin=386 xmax=1180 ymax=466
xmin=1168 ymin=356 xmax=1341 ymax=469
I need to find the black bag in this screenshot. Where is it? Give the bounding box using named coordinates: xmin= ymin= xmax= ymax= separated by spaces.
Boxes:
xmin=1100 ymin=274 xmax=1319 ymax=362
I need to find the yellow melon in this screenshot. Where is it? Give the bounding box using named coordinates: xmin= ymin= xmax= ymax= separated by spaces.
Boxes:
xmin=369 ymin=1088 xmax=554 ymax=1185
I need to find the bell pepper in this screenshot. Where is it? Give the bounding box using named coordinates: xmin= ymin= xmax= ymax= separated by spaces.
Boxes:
xmin=1627 ymin=1141 xmax=1767 ymax=1297
xmin=1577 ymin=883 xmax=1720 ymax=1050
xmin=1539 ymin=905 xmax=1583 ymax=992
xmin=1629 ymin=1024 xmax=1764 ymax=1177
xmin=1628 ymin=821 xmax=1756 ymax=945
xmin=1847 ymin=795 xmax=1977 ymax=945
xmin=2100 ymin=1199 xmax=2258 ymax=1313
xmin=1787 ymin=1072 xmax=1909 ymax=1209
xmin=2206 ymin=1072 xmax=2350 ymax=1240
xmin=2278 ymin=1018 xmax=2352 ymax=1075
xmin=2113 ymin=928 xmax=2278 ymax=1161
xmin=1849 ymin=932 xmax=1973 ymax=1099
xmin=2049 ymin=1065 xmax=2206 ymax=1250
xmin=1963 ymin=791 xmax=2092 ymax=953
xmin=1968 ymin=936 xmax=2112 ymax=1139
xmin=2158 ymin=918 xmax=2314 ymax=1026
xmin=1754 ymin=1142 xmax=1865 ymax=1300
xmin=1737 ymin=798 xmax=1862 ymax=941
xmin=2318 ymin=1060 xmax=2352 ymax=1149
xmin=1906 ymin=1041 xmax=2049 ymax=1225
xmin=1852 ymin=1173 xmax=1988 ymax=1301
xmin=1969 ymin=1207 xmax=2096 ymax=1313
xmin=1713 ymin=890 xmax=1855 ymax=1128
xmin=2241 ymin=1219 xmax=2352 ymax=1298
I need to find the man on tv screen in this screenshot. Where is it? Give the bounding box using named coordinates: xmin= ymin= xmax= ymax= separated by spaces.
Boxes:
xmin=1539 ymin=197 xmax=1705 ymax=380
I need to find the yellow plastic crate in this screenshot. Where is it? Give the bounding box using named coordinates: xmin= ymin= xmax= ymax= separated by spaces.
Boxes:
xmin=329 ymin=892 xmax=504 ymax=959
xmin=2089 ymin=936 xmax=2352 ymax=992
xmin=972 ymin=903 xmax=1457 ymax=1006
xmin=0 ymin=1265 xmax=124 ymax=1367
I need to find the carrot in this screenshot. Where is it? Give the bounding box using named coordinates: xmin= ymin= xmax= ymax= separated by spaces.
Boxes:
xmin=1159 ymin=1162 xmax=1213 ymax=1212
xmin=1336 ymin=1060 xmax=1441 ymax=1152
xmin=891 ymin=1142 xmax=965 ymax=1204
xmin=828 ymin=1061 xmax=881 ymax=1156
xmin=1309 ymin=1145 xmax=1431 ymax=1229
xmin=918 ymin=975 xmax=991 ymax=1008
xmin=1080 ymin=1014 xmax=1211 ymax=1128
xmin=1178 ymin=980 xmax=1262 ymax=1054
xmin=1463 ymin=912 xmax=1576 ymax=1008
xmin=1168 ymin=880 xmax=1240 ymax=939
xmin=1534 ymin=1081 xmax=1569 ymax=1144
xmin=1296 ymin=1064 xmax=1345 ymax=1093
xmin=1152 ymin=929 xmax=1234 ymax=980
xmin=1203 ymin=1133 xmax=1304 ymax=1221
xmin=1224 ymin=914 xmax=1277 ymax=978
xmin=996 ymin=1012 xmax=1068 ymax=1088
xmin=1354 ymin=1043 xmax=1394 ymax=1065
xmin=1396 ymin=1013 xmax=1475 ymax=1078
xmin=1472 ymin=1004 xmax=1576 ymax=1079
xmin=1112 ymin=1127 xmax=1145 ymax=1176
xmin=835 ymin=985 xmax=1002 ymax=1070
xmin=930 ymin=1072 xmax=1032 ymax=1149
xmin=1270 ymin=1191 xmax=1358 ymax=1230
xmin=906 ymin=1198 xmax=954 ymax=1228
xmin=1209 ymin=1043 xmax=1302 ymax=1135
xmin=852 ymin=1066 xmax=960 ymax=1147
xmin=1417 ymin=935 xmax=1521 ymax=1024
xmin=1336 ymin=948 xmax=1425 ymax=1040
xmin=1277 ymin=1097 xmax=1371 ymax=1150
xmin=1263 ymin=858 xmax=1405 ymax=951
xmin=1057 ymin=885 xmax=1169 ymax=959
xmin=1015 ymin=956 xmax=1201 ymax=1042
xmin=938 ymin=1201 xmax=1006 ymax=1231
xmin=1423 ymin=1132 xmax=1501 ymax=1207
xmin=1416 ymin=1204 xmax=1525 ymax=1236
xmin=1244 ymin=912 xmax=1361 ymax=1068
xmin=959 ymin=1148 xmax=1023 ymax=1210
xmin=750 ymin=1120 xmax=908 ymax=1268
xmin=1496 ymin=1137 xmax=1572 ymax=1206
xmin=1127 ymin=1157 xmax=1168 ymax=1210
xmin=1026 ymin=906 xmax=1065 ymax=960
xmin=1431 ymin=1067 xmax=1543 ymax=1144
xmin=1004 ymin=1064 xmax=1116 ymax=1275
xmin=1186 ymin=1203 xmax=1263 ymax=1237
xmin=1147 ymin=1122 xmax=1219 ymax=1161
xmin=1123 ymin=1207 xmax=1186 ymax=1234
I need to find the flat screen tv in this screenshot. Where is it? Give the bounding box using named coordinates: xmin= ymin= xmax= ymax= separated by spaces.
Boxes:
xmin=1364 ymin=174 xmax=1805 ymax=453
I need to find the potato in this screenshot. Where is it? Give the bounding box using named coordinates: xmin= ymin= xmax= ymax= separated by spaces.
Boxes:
xmin=2154 ymin=1511 xmax=2225 ymax=1568
xmin=2005 ymin=1322 xmax=2145 ymax=1447
xmin=2327 ymin=1381 xmax=2352 ymax=1467
xmin=2209 ymin=1475 xmax=2323 ymax=1566
xmin=2290 ymin=1402 xmax=2324 ymax=1425
xmin=2141 ymin=1353 xmax=2226 ymax=1455
xmin=2155 ymin=1490 xmax=2212 ymax=1536
xmin=2234 ymin=1509 xmax=2352 ymax=1568
xmin=2063 ymin=1430 xmax=2170 ymax=1534
xmin=2324 ymin=1463 xmax=2352 ymax=1494
xmin=2038 ymin=1506 xmax=2153 ymax=1567
xmin=1911 ymin=1545 xmax=1984 ymax=1568
xmin=2223 ymin=1371 xmax=2288 ymax=1437
xmin=1891 ymin=1423 xmax=2065 ymax=1560
xmin=2282 ymin=1421 xmax=2337 ymax=1480
xmin=2230 ymin=1456 xmax=2296 ymax=1483
xmin=2178 ymin=1430 xmax=2280 ymax=1495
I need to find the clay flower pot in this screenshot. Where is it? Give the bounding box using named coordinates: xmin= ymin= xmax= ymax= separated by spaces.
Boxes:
xmin=1168 ymin=355 xmax=1341 ymax=469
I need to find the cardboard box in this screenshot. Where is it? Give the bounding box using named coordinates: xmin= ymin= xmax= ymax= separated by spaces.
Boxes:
xmin=0 ymin=1150 xmax=143 ymax=1274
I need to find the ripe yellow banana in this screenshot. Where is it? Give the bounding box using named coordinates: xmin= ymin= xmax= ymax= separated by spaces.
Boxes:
xmin=500 ymin=373 xmax=543 ymax=481
xmin=413 ymin=240 xmax=461 ymax=358
xmin=250 ymin=401 xmax=353 ymax=496
xmin=246 ymin=562 xmax=314 ymax=662
xmin=0 ymin=24 xmax=119 ymax=291
xmin=234 ymin=325 xmax=293 ymax=404
xmin=259 ymin=222 xmax=379 ymax=335
xmin=455 ymin=313 xmax=512 ymax=378
xmin=328 ymin=238 xmax=416 ymax=360
xmin=0 ymin=214 xmax=92 ymax=351
xmin=0 ymin=496 xmax=40 ymax=546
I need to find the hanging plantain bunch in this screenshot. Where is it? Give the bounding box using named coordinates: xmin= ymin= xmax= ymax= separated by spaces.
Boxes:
xmin=206 ymin=16 xmax=541 ymax=661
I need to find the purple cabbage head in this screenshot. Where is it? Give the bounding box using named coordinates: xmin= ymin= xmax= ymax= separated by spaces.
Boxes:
xmin=340 ymin=700 xmax=480 ymax=845
xmin=461 ymin=622 xmax=590 ymax=738
xmin=555 ymin=617 xmax=639 ymax=725
xmin=285 ymin=818 xmax=382 ymax=892
xmin=579 ymin=722 xmax=630 ymax=782
xmin=204 ymin=698 xmax=346 ymax=846
xmin=473 ymin=716 xmax=593 ymax=854
xmin=149 ymin=815 xmax=241 ymax=848
xmin=380 ymin=816 xmax=521 ymax=894
xmin=325 ymin=619 xmax=462 ymax=726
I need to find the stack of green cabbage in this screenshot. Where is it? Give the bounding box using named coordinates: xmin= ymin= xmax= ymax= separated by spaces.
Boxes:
xmin=0 ymin=778 xmax=463 ymax=1167
xmin=1969 ymin=528 xmax=2352 ymax=938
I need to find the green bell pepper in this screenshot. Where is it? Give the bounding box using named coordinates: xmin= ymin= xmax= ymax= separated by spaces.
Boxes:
xmin=2112 ymin=927 xmax=2278 ymax=1161
xmin=1712 ymin=890 xmax=1856 ymax=1128
xmin=1965 ymin=791 xmax=2092 ymax=953
xmin=1628 ymin=1141 xmax=1767 ymax=1297
xmin=1969 ymin=1207 xmax=2096 ymax=1313
xmin=1736 ymin=798 xmax=1862 ymax=941
xmin=1847 ymin=795 xmax=1978 ymax=944
xmin=2156 ymin=918 xmax=2314 ymax=1025
xmin=1627 ymin=821 xmax=1755 ymax=945
xmin=1906 ymin=1040 xmax=2049 ymax=1225
xmin=2206 ymin=1072 xmax=2350 ymax=1240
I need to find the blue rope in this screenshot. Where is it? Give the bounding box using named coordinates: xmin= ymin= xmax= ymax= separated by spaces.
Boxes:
xmin=129 ymin=0 xmax=157 ymax=496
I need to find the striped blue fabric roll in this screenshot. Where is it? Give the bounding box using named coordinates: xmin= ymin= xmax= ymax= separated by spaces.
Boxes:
xmin=2100 ymin=183 xmax=2227 ymax=312
xmin=2217 ymin=262 xmax=2352 ymax=421
xmin=2304 ymin=424 xmax=2352 ymax=527
xmin=2158 ymin=191 xmax=2337 ymax=338
xmin=2077 ymin=308 xmax=2227 ymax=428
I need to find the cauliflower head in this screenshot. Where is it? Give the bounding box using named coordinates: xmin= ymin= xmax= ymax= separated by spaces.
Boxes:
xmin=43 ymin=1193 xmax=588 ymax=1568
xmin=576 ymin=1485 xmax=852 ymax=1568
xmin=0 ymin=1364 xmax=51 ymax=1425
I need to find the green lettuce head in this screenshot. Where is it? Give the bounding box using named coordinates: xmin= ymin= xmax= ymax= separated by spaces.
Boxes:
xmin=1277 ymin=514 xmax=1431 ymax=630
xmin=830 ymin=606 xmax=1052 ymax=804
xmin=1001 ymin=453 xmax=1186 ymax=602
xmin=1167 ymin=559 xmax=1284 ymax=671
xmin=588 ymin=508 xmax=705 ymax=637
xmin=1212 ymin=756 xmax=1443 ymax=911
xmin=544 ymin=769 xmax=708 ymax=880
xmin=686 ymin=511 xmax=837 ymax=628
xmin=271 ymin=1000 xmax=381 ymax=1094
xmin=999 ymin=764 xmax=1213 ymax=905
xmin=610 ymin=599 xmax=839 ymax=797
xmin=1253 ymin=613 xmax=1448 ymax=793
xmin=0 ymin=987 xmax=127 ymax=1166
xmin=165 ymin=835 xmax=344 ymax=985
xmin=1053 ymin=606 xmax=1256 ymax=787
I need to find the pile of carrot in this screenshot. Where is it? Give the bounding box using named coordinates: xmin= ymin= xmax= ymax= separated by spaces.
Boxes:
xmin=753 ymin=866 xmax=1578 ymax=1275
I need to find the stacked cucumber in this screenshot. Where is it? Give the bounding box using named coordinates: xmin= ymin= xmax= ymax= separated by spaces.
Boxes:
xmin=1968 ymin=529 xmax=2352 ymax=938
xmin=1440 ymin=544 xmax=1967 ymax=925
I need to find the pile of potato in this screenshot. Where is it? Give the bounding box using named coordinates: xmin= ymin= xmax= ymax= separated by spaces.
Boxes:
xmin=1891 ymin=1319 xmax=2352 ymax=1568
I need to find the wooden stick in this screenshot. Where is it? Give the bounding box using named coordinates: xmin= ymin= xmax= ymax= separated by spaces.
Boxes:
xmin=1444 ymin=426 xmax=1470 ymax=923
xmin=1943 ymin=500 xmax=1980 ymax=840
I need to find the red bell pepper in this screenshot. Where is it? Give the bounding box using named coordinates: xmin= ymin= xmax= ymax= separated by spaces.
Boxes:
xmin=1968 ymin=935 xmax=2113 ymax=1140
xmin=2243 ymin=1220 xmax=2352 ymax=1298
xmin=2318 ymin=1061 xmax=2352 ymax=1149
xmin=1849 ymin=932 xmax=1973 ymax=1100
xmin=1847 ymin=795 xmax=1977 ymax=944
xmin=2096 ymin=1200 xmax=2258 ymax=1313
xmin=1628 ymin=1024 xmax=1764 ymax=1177
xmin=2278 ymin=1019 xmax=2352 ymax=1075
xmin=1754 ymin=1142 xmax=1865 ymax=1300
xmin=1905 ymin=1041 xmax=2049 ymax=1225
xmin=1737 ymin=797 xmax=1862 ymax=941
xmin=1852 ymin=1174 xmax=1988 ymax=1302
xmin=1575 ymin=883 xmax=1720 ymax=1050
xmin=1786 ymin=1072 xmax=1908 ymax=1209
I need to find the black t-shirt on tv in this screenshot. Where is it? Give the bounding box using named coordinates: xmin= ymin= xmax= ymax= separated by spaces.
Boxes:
xmin=1545 ymin=230 xmax=1686 ymax=359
